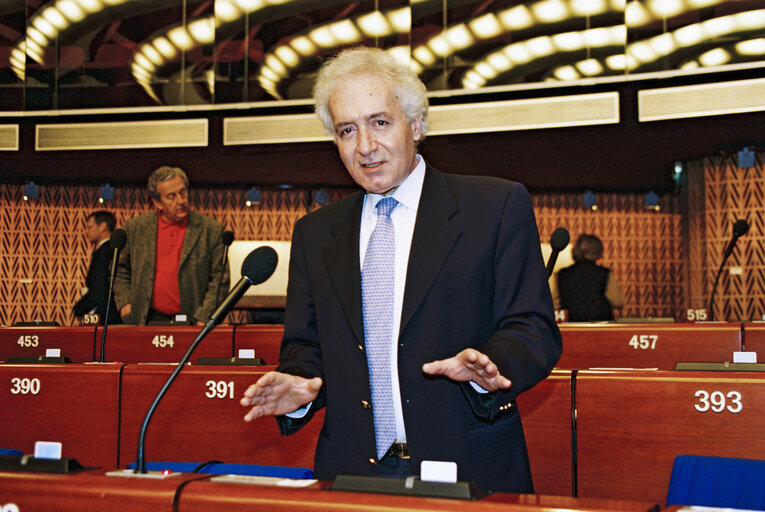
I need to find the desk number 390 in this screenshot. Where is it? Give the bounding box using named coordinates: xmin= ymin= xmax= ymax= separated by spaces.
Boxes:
xmin=10 ymin=378 xmax=40 ymax=395
xmin=694 ymin=390 xmax=742 ymax=413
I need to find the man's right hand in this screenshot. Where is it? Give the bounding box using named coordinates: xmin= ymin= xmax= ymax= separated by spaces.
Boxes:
xmin=120 ymin=304 xmax=131 ymax=318
xmin=240 ymin=371 xmax=322 ymax=421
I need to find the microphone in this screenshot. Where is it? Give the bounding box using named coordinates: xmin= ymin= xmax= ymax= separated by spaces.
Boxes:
xmin=546 ymin=227 xmax=570 ymax=278
xmin=134 ymin=246 xmax=278 ymax=473
xmin=100 ymin=228 xmax=127 ymax=362
xmin=215 ymin=230 xmax=235 ymax=310
xmin=708 ymin=219 xmax=749 ymax=321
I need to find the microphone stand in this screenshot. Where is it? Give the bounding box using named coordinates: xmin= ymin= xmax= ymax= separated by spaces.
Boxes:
xmin=100 ymin=245 xmax=120 ymax=362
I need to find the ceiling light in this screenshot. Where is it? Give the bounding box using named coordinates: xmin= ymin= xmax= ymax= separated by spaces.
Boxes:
xmin=487 ymin=53 xmax=511 ymax=72
xmin=74 ymin=0 xmax=102 ymax=14
xmin=674 ymin=24 xmax=704 ymax=47
xmin=475 ymin=62 xmax=497 ymax=79
xmin=576 ymin=58 xmax=603 ymax=76
xmin=358 ymin=11 xmax=390 ymax=37
xmin=265 ymin=54 xmax=287 ymax=76
xmin=134 ymin=53 xmax=156 ymax=72
xmin=27 ymin=27 xmax=48 ymax=46
xmin=215 ymin=0 xmax=241 ymax=23
xmin=699 ymin=48 xmax=731 ymax=66
xmin=309 ymin=26 xmax=334 ymax=48
xmin=42 ymin=7 xmax=68 ymax=30
xmin=386 ymin=46 xmax=413 ymax=67
xmin=275 ymin=46 xmax=299 ymax=67
xmin=469 ymin=14 xmax=502 ymax=38
xmin=526 ymin=36 xmax=554 ymax=57
xmin=32 ymin=17 xmax=57 ymax=39
xmin=680 ymin=60 xmax=699 ymax=70
xmin=153 ymin=37 xmax=177 ymax=59
xmin=142 ymin=45 xmax=163 ymax=66
xmin=625 ymin=1 xmax=651 ymax=28
xmin=329 ymin=20 xmax=360 ymax=44
xmin=290 ymin=36 xmax=316 ymax=56
xmin=388 ymin=7 xmax=410 ymax=33
xmin=649 ymin=33 xmax=676 ymax=55
xmin=532 ymin=0 xmax=569 ymax=23
xmin=647 ymin=0 xmax=683 ymax=18
xmin=234 ymin=0 xmax=264 ymax=13
xmin=260 ymin=66 xmax=280 ymax=82
xmin=702 ymin=16 xmax=735 ymax=39
xmin=553 ymin=65 xmax=580 ymax=80
xmin=605 ymin=54 xmax=628 ymax=70
xmin=462 ymin=70 xmax=486 ymax=89
xmin=571 ymin=0 xmax=607 ymax=16
xmin=628 ymin=41 xmax=656 ymax=63
xmin=583 ymin=27 xmax=616 ymax=47
xmin=445 ymin=24 xmax=473 ymax=50
xmin=413 ymin=46 xmax=436 ymax=66
xmin=736 ymin=38 xmax=765 ymax=56
xmin=167 ymin=27 xmax=193 ymax=51
xmin=188 ymin=19 xmax=214 ymax=44
xmin=505 ymin=44 xmax=532 ymax=64
xmin=428 ymin=35 xmax=451 ymax=57
xmin=686 ymin=0 xmax=718 ymax=7
xmin=552 ymin=32 xmax=583 ymax=51
xmin=499 ymin=6 xmax=534 ymax=30
xmin=57 ymin=0 xmax=86 ymax=22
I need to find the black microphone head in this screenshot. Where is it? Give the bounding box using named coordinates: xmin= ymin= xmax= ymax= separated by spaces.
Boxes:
xmin=242 ymin=246 xmax=278 ymax=285
xmin=222 ymin=230 xmax=235 ymax=246
xmin=550 ymin=227 xmax=570 ymax=251
xmin=733 ymin=219 xmax=749 ymax=238
xmin=109 ymin=229 xmax=127 ymax=250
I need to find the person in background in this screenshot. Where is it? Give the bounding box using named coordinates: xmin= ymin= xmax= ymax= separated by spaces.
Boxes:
xmin=73 ymin=210 xmax=121 ymax=324
xmin=554 ymin=234 xmax=624 ymax=321
xmin=114 ymin=166 xmax=229 ymax=325
xmin=240 ymin=47 xmax=561 ymax=493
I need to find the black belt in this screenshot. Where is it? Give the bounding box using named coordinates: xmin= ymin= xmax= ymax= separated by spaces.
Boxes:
xmin=384 ymin=442 xmax=409 ymax=459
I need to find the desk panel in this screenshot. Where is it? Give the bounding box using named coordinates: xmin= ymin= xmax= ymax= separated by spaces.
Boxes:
xmin=576 ymin=369 xmax=765 ymax=502
xmin=119 ymin=365 xmax=321 ymax=470
xmin=742 ymin=323 xmax=765 ymax=360
xmin=0 ymin=469 xmax=206 ymax=511
xmin=0 ymin=326 xmax=97 ymax=362
xmin=233 ymin=325 xmax=284 ymax=365
xmin=97 ymin=325 xmax=234 ymax=363
xmin=557 ymin=323 xmax=742 ymax=370
xmin=0 ymin=363 xmax=122 ymax=469
xmin=516 ymin=370 xmax=573 ymax=497
xmin=179 ymin=478 xmax=658 ymax=512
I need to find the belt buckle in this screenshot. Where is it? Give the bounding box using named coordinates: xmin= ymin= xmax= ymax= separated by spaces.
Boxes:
xmin=387 ymin=442 xmax=409 ymax=459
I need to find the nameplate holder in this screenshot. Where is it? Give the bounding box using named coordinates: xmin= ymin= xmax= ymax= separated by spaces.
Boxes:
xmin=733 ymin=351 xmax=757 ymax=363
xmin=0 ymin=454 xmax=86 ymax=474
xmin=196 ymin=357 xmax=266 ymax=366
xmin=331 ymin=474 xmax=489 ymax=500
xmin=5 ymin=356 xmax=71 ymax=364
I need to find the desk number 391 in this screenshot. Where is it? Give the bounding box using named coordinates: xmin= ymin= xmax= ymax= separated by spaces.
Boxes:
xmin=694 ymin=390 xmax=742 ymax=413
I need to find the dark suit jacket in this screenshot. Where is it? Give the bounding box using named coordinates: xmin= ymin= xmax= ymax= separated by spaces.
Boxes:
xmin=276 ymin=166 xmax=562 ymax=493
xmin=73 ymin=241 xmax=120 ymax=324
xmin=114 ymin=210 xmax=230 ymax=325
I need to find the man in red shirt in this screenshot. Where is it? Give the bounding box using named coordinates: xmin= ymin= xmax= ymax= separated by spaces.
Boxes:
xmin=115 ymin=166 xmax=230 ymax=325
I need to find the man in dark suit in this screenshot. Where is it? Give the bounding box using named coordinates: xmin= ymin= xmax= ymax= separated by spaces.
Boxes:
xmin=73 ymin=210 xmax=121 ymax=324
xmin=114 ymin=166 xmax=229 ymax=325
xmin=241 ymin=47 xmax=561 ymax=493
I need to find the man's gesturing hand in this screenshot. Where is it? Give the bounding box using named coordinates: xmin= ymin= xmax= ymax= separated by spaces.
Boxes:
xmin=422 ymin=348 xmax=511 ymax=392
xmin=240 ymin=371 xmax=322 ymax=421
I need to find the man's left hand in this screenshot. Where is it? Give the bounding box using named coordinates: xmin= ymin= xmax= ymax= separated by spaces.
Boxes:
xmin=422 ymin=348 xmax=511 ymax=392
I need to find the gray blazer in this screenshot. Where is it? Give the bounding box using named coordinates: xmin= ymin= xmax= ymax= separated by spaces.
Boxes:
xmin=114 ymin=210 xmax=230 ymax=324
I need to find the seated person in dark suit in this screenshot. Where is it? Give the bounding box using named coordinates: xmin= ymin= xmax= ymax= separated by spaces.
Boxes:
xmin=554 ymin=234 xmax=624 ymax=321
xmin=73 ymin=210 xmax=121 ymax=324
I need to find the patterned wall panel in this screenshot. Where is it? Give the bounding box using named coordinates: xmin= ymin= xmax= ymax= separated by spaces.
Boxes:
xmin=534 ymin=193 xmax=683 ymax=320
xmin=685 ymin=150 xmax=765 ymax=321
xmin=1 ymin=181 xmax=684 ymax=326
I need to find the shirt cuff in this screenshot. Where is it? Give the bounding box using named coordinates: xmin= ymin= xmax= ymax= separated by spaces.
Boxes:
xmin=285 ymin=402 xmax=312 ymax=419
xmin=469 ymin=381 xmax=489 ymax=394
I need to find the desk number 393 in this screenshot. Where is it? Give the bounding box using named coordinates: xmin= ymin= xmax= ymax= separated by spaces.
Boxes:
xmin=694 ymin=390 xmax=742 ymax=413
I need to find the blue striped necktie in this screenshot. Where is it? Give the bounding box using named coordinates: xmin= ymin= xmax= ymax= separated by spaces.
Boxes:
xmin=361 ymin=196 xmax=398 ymax=461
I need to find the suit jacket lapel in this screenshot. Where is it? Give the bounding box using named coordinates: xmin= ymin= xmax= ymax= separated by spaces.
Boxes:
xmin=180 ymin=211 xmax=201 ymax=268
xmin=401 ymin=166 xmax=460 ymax=333
xmin=324 ymin=192 xmax=365 ymax=344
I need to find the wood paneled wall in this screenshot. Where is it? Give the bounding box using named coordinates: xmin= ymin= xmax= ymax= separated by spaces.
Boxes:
xmin=12 ymin=154 xmax=761 ymax=326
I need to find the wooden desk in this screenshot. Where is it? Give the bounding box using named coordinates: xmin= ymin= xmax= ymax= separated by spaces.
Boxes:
xmin=0 ymin=326 xmax=97 ymax=362
xmin=96 ymin=325 xmax=235 ymax=363
xmin=516 ymin=370 xmax=574 ymax=497
xmin=742 ymin=323 xmax=765 ymax=360
xmin=0 ymin=469 xmax=208 ymax=511
xmin=575 ymin=369 xmax=765 ymax=502
xmin=233 ymin=324 xmax=284 ymax=365
xmin=179 ymin=477 xmax=659 ymax=511
xmin=0 ymin=363 xmax=123 ymax=469
xmin=557 ymin=323 xmax=742 ymax=370
xmin=118 ymin=364 xmax=321 ymax=470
